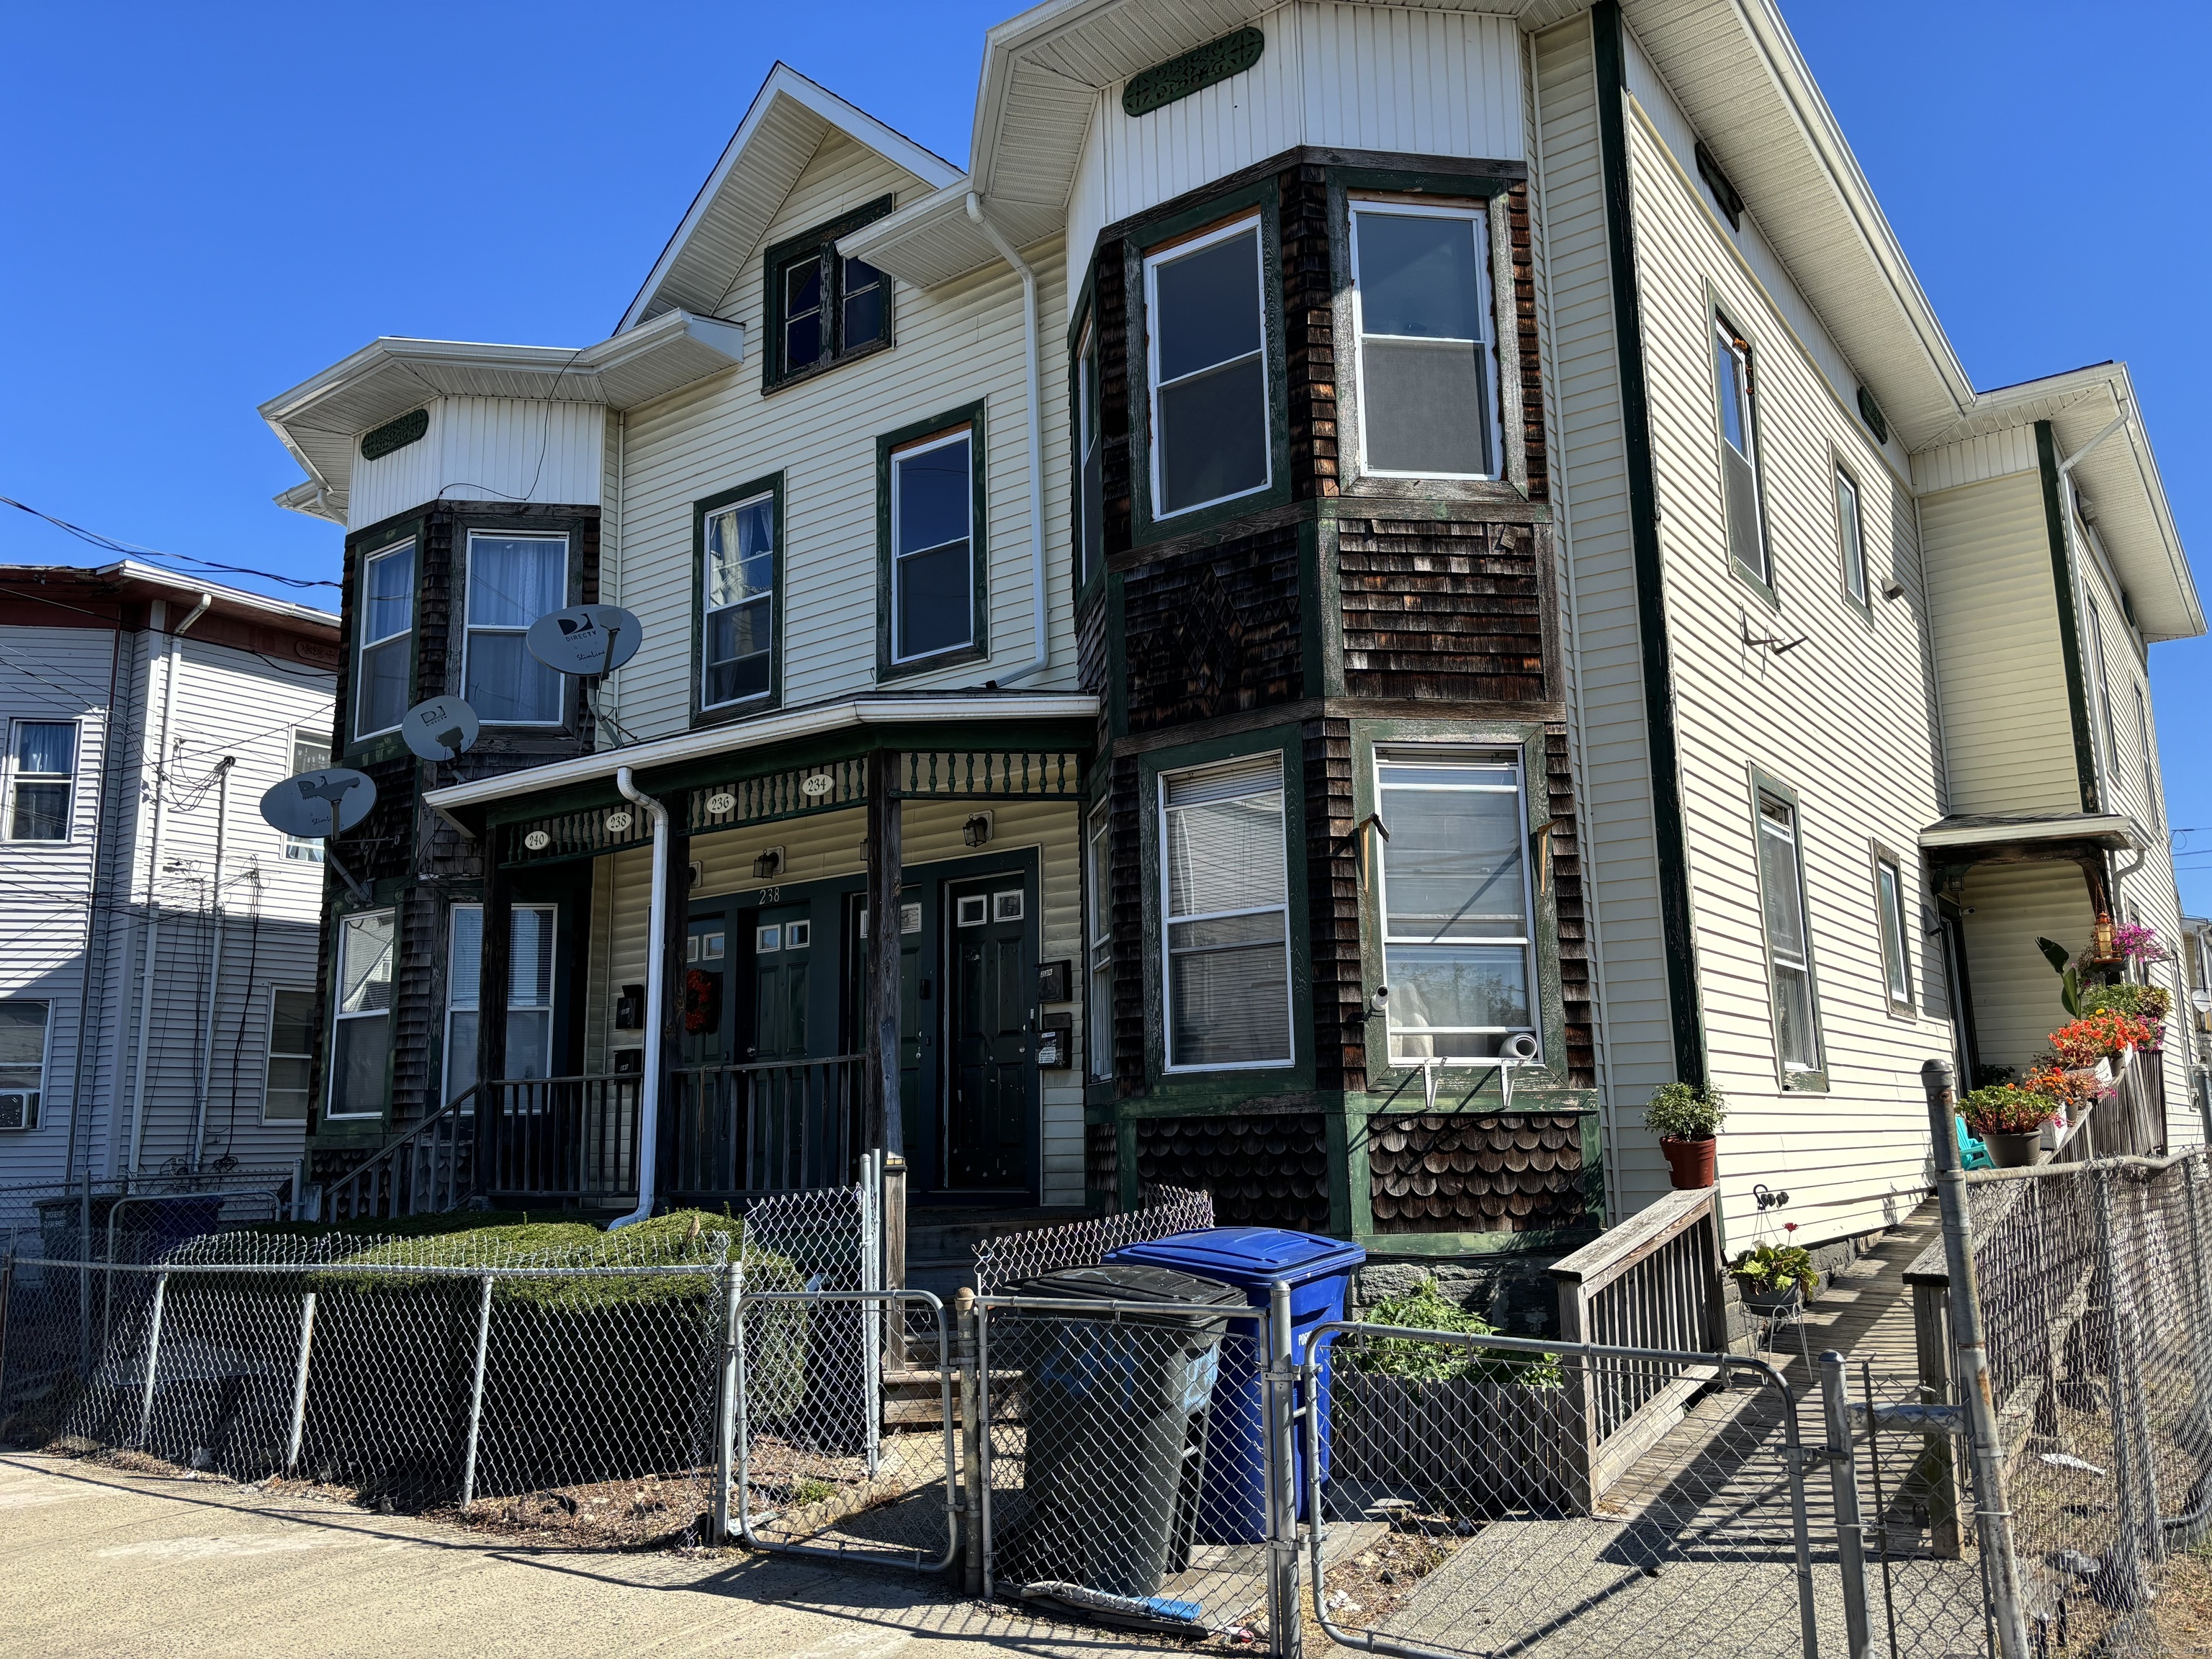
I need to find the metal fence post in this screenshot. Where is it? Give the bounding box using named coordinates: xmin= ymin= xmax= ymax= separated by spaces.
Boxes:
xmin=1820 ymin=1350 xmax=1874 ymax=1659
xmin=2092 ymin=1169 xmax=2158 ymax=1597
xmin=135 ymin=1269 xmax=168 ymax=1449
xmin=956 ymin=1285 xmax=984 ymax=1596
xmin=0 ymin=1250 xmax=14 ymax=1409
xmin=459 ymin=1272 xmax=494 ymax=1509
xmin=976 ymin=1298 xmax=996 ymax=1603
xmin=862 ymin=1156 xmax=884 ymax=1479
xmin=284 ymin=1290 xmax=318 ymax=1476
xmin=1267 ymin=1280 xmax=1303 ymax=1659
xmin=713 ymin=1260 xmax=742 ymax=1545
xmin=1920 ymin=1058 xmax=2032 ymax=1659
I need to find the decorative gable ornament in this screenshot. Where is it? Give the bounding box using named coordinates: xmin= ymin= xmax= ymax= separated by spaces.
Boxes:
xmin=1123 ymin=27 xmax=1264 ymax=118
xmin=360 ymin=408 xmax=429 ymax=462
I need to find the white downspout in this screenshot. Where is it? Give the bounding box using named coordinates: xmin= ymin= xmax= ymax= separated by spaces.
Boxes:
xmin=608 ymin=766 xmax=667 ymax=1228
xmin=127 ymin=590 xmax=212 ymax=1177
xmin=964 ymin=192 xmax=1050 ymax=688
xmin=189 ymin=755 xmax=237 ymax=1172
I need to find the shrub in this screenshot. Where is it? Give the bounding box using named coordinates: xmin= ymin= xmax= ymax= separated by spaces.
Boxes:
xmin=1357 ymin=1277 xmax=1563 ymax=1388
xmin=1643 ymin=1081 xmax=1727 ymax=1142
xmin=1959 ymin=1085 xmax=2057 ymax=1136
xmin=1732 ymin=1242 xmax=1816 ymax=1298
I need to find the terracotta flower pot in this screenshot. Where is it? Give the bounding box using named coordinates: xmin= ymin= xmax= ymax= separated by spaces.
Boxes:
xmin=1660 ymin=1135 xmax=1717 ymax=1190
xmin=1982 ymin=1130 xmax=2044 ymax=1169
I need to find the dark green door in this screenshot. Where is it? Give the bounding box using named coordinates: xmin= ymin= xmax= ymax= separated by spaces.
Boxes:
xmin=944 ymin=879 xmax=1032 ymax=1190
xmin=747 ymin=905 xmax=811 ymax=1062
xmin=682 ymin=914 xmax=734 ymax=1066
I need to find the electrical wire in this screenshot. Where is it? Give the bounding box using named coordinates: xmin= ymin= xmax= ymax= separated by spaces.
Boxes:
xmin=2 ymin=495 xmax=340 ymax=590
xmin=0 ymin=583 xmax=338 ymax=685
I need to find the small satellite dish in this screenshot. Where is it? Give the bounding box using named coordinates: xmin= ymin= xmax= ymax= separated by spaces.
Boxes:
xmin=525 ymin=604 xmax=642 ymax=678
xmin=400 ymin=696 xmax=481 ymax=762
xmin=260 ymin=768 xmax=377 ymax=839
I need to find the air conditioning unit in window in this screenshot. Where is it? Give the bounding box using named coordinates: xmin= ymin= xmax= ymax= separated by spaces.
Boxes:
xmin=0 ymin=1091 xmax=32 ymax=1130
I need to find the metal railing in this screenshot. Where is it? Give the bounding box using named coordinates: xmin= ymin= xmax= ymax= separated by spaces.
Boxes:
xmin=322 ymin=1092 xmax=478 ymax=1221
xmin=667 ymin=1056 xmax=864 ymax=1201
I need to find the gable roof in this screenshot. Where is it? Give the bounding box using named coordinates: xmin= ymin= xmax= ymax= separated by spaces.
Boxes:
xmin=617 ymin=63 xmax=965 ymax=333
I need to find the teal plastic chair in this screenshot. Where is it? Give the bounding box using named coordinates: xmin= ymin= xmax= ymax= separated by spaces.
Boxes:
xmin=1955 ymin=1114 xmax=1995 ymax=1172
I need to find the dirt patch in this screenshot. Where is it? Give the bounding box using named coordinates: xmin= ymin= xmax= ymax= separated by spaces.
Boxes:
xmin=1308 ymin=1514 xmax=1463 ymax=1647
xmin=439 ymin=1473 xmax=714 ymax=1550
xmin=2151 ymin=1549 xmax=2212 ymax=1656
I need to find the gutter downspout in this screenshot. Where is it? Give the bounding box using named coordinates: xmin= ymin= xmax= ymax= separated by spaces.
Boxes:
xmin=608 ymin=766 xmax=667 ymax=1228
xmin=964 ymin=192 xmax=1049 ymax=688
xmin=189 ymin=755 xmax=237 ymax=1172
xmin=127 ymin=590 xmax=212 ymax=1177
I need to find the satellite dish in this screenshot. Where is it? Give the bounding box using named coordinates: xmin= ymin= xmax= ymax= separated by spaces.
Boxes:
xmin=525 ymin=604 xmax=642 ymax=678
xmin=400 ymin=696 xmax=481 ymax=762
xmin=260 ymin=768 xmax=377 ymax=839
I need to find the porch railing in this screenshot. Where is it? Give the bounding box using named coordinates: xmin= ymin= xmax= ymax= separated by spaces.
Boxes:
xmin=322 ymin=1091 xmax=478 ymax=1222
xmin=667 ymin=1056 xmax=866 ymax=1202
xmin=480 ymin=1074 xmax=642 ymax=1205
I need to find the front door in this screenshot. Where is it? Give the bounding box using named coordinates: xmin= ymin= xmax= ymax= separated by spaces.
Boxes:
xmin=747 ymin=905 xmax=812 ymax=1063
xmin=682 ymin=914 xmax=734 ymax=1066
xmin=944 ymin=878 xmax=1033 ymax=1190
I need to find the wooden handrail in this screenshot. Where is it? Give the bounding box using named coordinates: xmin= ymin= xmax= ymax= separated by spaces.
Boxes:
xmin=323 ymin=1087 xmax=480 ymax=1221
xmin=1549 ymin=1185 xmax=1717 ymax=1301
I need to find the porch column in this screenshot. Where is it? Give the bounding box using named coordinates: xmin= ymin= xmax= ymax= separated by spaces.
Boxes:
xmin=475 ymin=858 xmax=513 ymax=1197
xmin=865 ymin=749 xmax=907 ymax=1291
xmin=653 ymin=811 xmax=691 ymax=1209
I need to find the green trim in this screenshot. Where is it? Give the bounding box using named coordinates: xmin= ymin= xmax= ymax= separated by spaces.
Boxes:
xmin=1122 ymin=27 xmax=1264 ymax=117
xmin=1354 ymin=1224 xmax=1599 ymax=1259
xmin=360 ymin=408 xmax=428 ymax=461
xmin=1707 ymin=285 xmax=1778 ymax=606
xmin=2036 ymin=420 xmax=2102 ymax=813
xmin=1593 ymin=1 xmax=1707 ymax=1087
xmin=691 ymin=472 xmax=786 ymax=729
xmin=760 ymin=195 xmax=896 ymax=392
xmin=876 ymin=400 xmax=991 ymax=681
xmin=1748 ymin=765 xmax=1829 ymax=1093
xmin=320 ymin=892 xmax=400 ymax=1131
xmin=1069 ymin=289 xmax=1107 ymax=607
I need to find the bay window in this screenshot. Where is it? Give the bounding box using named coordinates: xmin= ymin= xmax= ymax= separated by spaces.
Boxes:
xmin=1350 ymin=202 xmax=1499 ymax=479
xmin=1160 ymin=754 xmax=1291 ymax=1070
xmin=1087 ymin=805 xmax=1112 ymax=1077
xmin=329 ymin=909 xmax=396 ymax=1117
xmin=464 ymin=531 xmax=568 ymax=724
xmin=355 ymin=539 xmax=415 ymax=739
xmin=1146 ymin=218 xmax=1269 ymax=518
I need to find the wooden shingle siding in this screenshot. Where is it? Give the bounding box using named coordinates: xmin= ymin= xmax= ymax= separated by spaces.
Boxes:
xmin=1336 ymin=516 xmax=1542 ymax=701
xmin=1504 ymin=183 xmax=1549 ymax=503
xmin=1303 ymin=717 xmax=1362 ymax=1092
xmin=1546 ymin=728 xmax=1597 ymax=1089
xmin=1135 ymin=1112 xmax=1331 ymax=1231
xmin=1280 ymin=163 xmax=1338 ymax=500
xmin=1119 ymin=522 xmax=1304 ymax=732
xmin=1107 ymin=752 xmax=1145 ymax=1094
xmin=1367 ymin=1112 xmax=1585 ymax=1233
xmin=1093 ymin=238 xmax=1133 ymax=559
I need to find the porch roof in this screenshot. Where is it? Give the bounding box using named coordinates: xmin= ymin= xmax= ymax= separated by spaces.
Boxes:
xmin=1917 ymin=810 xmax=2144 ymax=855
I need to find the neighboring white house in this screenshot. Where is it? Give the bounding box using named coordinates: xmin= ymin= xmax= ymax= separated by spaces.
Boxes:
xmin=0 ymin=562 xmax=338 ymax=1216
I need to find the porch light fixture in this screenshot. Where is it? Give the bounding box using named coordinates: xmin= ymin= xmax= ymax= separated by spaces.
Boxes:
xmin=963 ymin=812 xmax=994 ymax=848
xmin=753 ymin=848 xmax=783 ymax=880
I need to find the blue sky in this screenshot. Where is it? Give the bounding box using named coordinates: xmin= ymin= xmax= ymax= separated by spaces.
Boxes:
xmin=4 ymin=1 xmax=2206 ymax=904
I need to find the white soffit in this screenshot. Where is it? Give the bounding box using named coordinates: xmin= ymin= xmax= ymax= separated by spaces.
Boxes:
xmin=619 ymin=63 xmax=963 ymax=333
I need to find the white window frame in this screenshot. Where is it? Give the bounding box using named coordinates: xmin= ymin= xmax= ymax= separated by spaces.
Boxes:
xmin=1874 ymin=855 xmax=1912 ymax=1011
xmin=328 ymin=908 xmax=397 ymax=1118
xmin=0 ymin=997 xmax=51 ymax=1132
xmin=283 ymin=729 xmax=331 ymax=862
xmin=701 ymin=491 xmax=776 ymax=711
xmin=445 ymin=902 xmax=557 ymax=1104
xmin=1144 ymin=215 xmax=1272 ymax=521
xmin=1755 ymin=791 xmax=1822 ymax=1077
xmin=1348 ymin=199 xmax=1501 ymax=481
xmin=1835 ymin=466 xmax=1869 ymax=606
xmin=2082 ymin=592 xmax=2118 ymax=778
xmin=2134 ymin=682 xmax=2162 ymax=827
xmin=1087 ymin=804 xmax=1113 ymax=1079
xmin=463 ymin=530 xmax=570 ymax=728
xmin=4 ymin=717 xmax=81 ymax=843
xmin=261 ymin=984 xmax=316 ymax=1124
xmin=1158 ymin=752 xmax=1295 ymax=1074
xmin=1076 ymin=318 xmax=1104 ymax=585
xmin=1713 ymin=315 xmax=1768 ymax=583
xmin=1374 ymin=747 xmax=1539 ymax=1066
xmin=354 ymin=538 xmax=415 ymax=740
xmin=889 ymin=426 xmax=976 ymax=665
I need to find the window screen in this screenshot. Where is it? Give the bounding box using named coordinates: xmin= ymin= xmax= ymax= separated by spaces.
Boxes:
xmin=1714 ymin=320 xmax=1766 ymax=581
xmin=464 ymin=533 xmax=567 ymax=724
xmin=1088 ymin=805 xmax=1113 ymax=1077
xmin=264 ymin=988 xmax=315 ymax=1122
xmin=703 ymin=494 xmax=775 ymax=706
xmin=1160 ymin=754 xmax=1291 ymax=1069
xmin=1836 ymin=469 xmax=1868 ymax=604
xmin=446 ymin=903 xmax=557 ymax=1103
xmin=1147 ymin=221 xmax=1269 ymax=517
xmin=330 ymin=910 xmax=396 ymax=1115
xmin=0 ymin=1000 xmax=48 ymax=1130
xmin=284 ymin=732 xmax=331 ymax=861
xmin=1352 ymin=204 xmax=1498 ymax=478
xmin=1875 ymin=858 xmax=1910 ymax=1007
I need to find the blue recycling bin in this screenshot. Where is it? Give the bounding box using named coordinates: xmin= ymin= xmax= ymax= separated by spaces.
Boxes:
xmin=1106 ymin=1227 xmax=1366 ymax=1542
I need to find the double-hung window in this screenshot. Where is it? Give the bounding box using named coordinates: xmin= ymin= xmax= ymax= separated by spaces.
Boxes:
xmin=263 ymin=987 xmax=315 ymax=1122
xmin=6 ymin=721 xmax=78 ymax=842
xmin=356 ymin=539 xmax=415 ymax=738
xmin=464 ymin=531 xmax=567 ymax=724
xmin=703 ymin=493 xmax=775 ymax=708
xmin=329 ymin=909 xmax=397 ymax=1117
xmin=283 ymin=732 xmax=331 ymax=861
xmin=1160 ymin=755 xmax=1292 ymax=1070
xmin=1755 ymin=793 xmax=1821 ymax=1076
xmin=1075 ymin=320 xmax=1105 ymax=585
xmin=1713 ymin=317 xmax=1767 ymax=582
xmin=0 ymin=1000 xmax=49 ymax=1130
xmin=1087 ymin=806 xmax=1113 ymax=1077
xmin=1375 ymin=751 xmax=1536 ymax=1063
xmin=772 ymin=217 xmax=890 ymax=384
xmin=1874 ymin=855 xmax=1912 ymax=1012
xmin=445 ymin=903 xmax=557 ymax=1102
xmin=2083 ymin=597 xmax=2121 ymax=778
xmin=890 ymin=428 xmax=975 ymax=663
xmin=1146 ymin=218 xmax=1270 ymax=518
xmin=2135 ymin=683 xmax=2162 ymax=827
xmin=1836 ymin=468 xmax=1869 ymax=605
xmin=1350 ymin=202 xmax=1500 ymax=479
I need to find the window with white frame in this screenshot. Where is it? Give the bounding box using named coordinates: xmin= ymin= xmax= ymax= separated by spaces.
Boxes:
xmin=1160 ymin=754 xmax=1291 ymax=1070
xmin=1350 ymin=202 xmax=1500 ymax=479
xmin=890 ymin=428 xmax=975 ymax=662
xmin=703 ymin=494 xmax=775 ymax=708
xmin=1836 ymin=468 xmax=1869 ymax=605
xmin=282 ymin=731 xmax=331 ymax=861
xmin=2135 ymin=683 xmax=2162 ymax=827
xmin=1375 ymin=750 xmax=1537 ymax=1063
xmin=6 ymin=720 xmax=78 ymax=841
xmin=1874 ymin=855 xmax=1911 ymax=1010
xmin=445 ymin=903 xmax=557 ymax=1103
xmin=1076 ymin=320 xmax=1105 ymax=585
xmin=263 ymin=986 xmax=315 ymax=1122
xmin=2082 ymin=594 xmax=2120 ymax=777
xmin=0 ymin=999 xmax=50 ymax=1130
xmin=1087 ymin=805 xmax=1113 ymax=1077
xmin=464 ymin=532 xmax=567 ymax=724
xmin=1146 ymin=218 xmax=1270 ymax=518
xmin=1755 ymin=792 xmax=1821 ymax=1075
xmin=329 ymin=909 xmax=396 ymax=1116
xmin=355 ymin=539 xmax=415 ymax=738
xmin=1713 ymin=315 xmax=1767 ymax=582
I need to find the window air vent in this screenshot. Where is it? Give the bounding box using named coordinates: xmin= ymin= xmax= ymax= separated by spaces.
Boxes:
xmin=1856 ymin=386 xmax=1889 ymax=445
xmin=1694 ymin=141 xmax=1744 ymax=230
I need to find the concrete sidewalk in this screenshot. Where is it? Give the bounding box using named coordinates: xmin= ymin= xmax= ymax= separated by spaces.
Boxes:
xmin=0 ymin=1455 xmax=1166 ymax=1659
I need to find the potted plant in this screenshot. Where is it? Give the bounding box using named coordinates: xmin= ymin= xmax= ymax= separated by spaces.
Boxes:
xmin=2048 ymin=1010 xmax=2157 ymax=1069
xmin=1732 ymin=1238 xmax=1817 ymax=1313
xmin=1958 ymin=1084 xmax=2058 ymax=1168
xmin=1645 ymin=1081 xmax=1727 ymax=1190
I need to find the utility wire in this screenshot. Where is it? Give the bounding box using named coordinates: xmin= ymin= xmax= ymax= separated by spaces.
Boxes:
xmin=1 ymin=495 xmax=340 ymax=591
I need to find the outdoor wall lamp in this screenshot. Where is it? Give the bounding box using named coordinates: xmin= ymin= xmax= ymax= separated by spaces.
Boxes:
xmin=752 ymin=848 xmax=783 ymax=880
xmin=963 ymin=812 xmax=994 ymax=848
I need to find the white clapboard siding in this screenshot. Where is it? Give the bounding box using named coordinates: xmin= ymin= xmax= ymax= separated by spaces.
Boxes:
xmin=1911 ymin=427 xmax=2038 ymax=495
xmin=1920 ymin=473 xmax=2078 ymax=816
xmin=347 ymin=397 xmax=606 ymax=531
xmin=1959 ymin=862 xmax=2091 ymax=1075
xmin=1623 ymin=108 xmax=1950 ymax=1249
xmin=606 ymin=130 xmax=1079 ymax=745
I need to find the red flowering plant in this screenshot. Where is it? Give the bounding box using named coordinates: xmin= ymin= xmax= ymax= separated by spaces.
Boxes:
xmin=2048 ymin=1010 xmax=2158 ymax=1068
xmin=2019 ymin=1064 xmax=2105 ymax=1120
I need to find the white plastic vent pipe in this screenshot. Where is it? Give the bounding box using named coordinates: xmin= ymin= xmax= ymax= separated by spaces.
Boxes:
xmin=608 ymin=766 xmax=667 ymax=1228
xmin=965 ymin=191 xmax=1049 ymax=687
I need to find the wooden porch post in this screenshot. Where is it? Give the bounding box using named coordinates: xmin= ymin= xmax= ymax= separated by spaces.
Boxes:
xmin=865 ymin=749 xmax=907 ymax=1291
xmin=654 ymin=814 xmax=691 ymax=1210
xmin=475 ymin=859 xmax=513 ymax=1199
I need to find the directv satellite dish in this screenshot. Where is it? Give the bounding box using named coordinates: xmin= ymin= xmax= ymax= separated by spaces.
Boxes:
xmin=259 ymin=768 xmax=377 ymax=839
xmin=525 ymin=604 xmax=642 ymax=678
xmin=401 ymin=696 xmax=481 ymax=762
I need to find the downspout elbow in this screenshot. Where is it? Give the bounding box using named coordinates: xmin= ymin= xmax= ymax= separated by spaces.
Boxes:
xmin=608 ymin=766 xmax=668 ymax=1229
xmin=966 ymin=192 xmax=1050 ymax=688
xmin=176 ymin=592 xmax=213 ymax=636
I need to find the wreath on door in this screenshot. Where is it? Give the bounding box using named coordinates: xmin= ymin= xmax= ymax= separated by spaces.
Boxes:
xmin=683 ymin=968 xmax=721 ymax=1033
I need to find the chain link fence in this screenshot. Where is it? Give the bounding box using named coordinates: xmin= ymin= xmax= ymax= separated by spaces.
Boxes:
xmin=971 ymin=1187 xmax=1213 ymax=1293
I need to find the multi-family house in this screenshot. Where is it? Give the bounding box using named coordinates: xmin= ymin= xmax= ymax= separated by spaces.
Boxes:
xmin=0 ymin=562 xmax=337 ymax=1220
xmin=258 ymin=0 xmax=2200 ymax=1308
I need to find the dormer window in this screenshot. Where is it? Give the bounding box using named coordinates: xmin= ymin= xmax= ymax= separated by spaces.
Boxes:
xmin=763 ymin=196 xmax=896 ymax=389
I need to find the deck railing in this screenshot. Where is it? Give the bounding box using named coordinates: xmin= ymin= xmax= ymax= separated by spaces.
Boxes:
xmin=322 ymin=1091 xmax=478 ymax=1221
xmin=666 ymin=1056 xmax=865 ymax=1202
xmin=480 ymin=1074 xmax=642 ymax=1205
xmin=1547 ymin=1184 xmax=1727 ymax=1503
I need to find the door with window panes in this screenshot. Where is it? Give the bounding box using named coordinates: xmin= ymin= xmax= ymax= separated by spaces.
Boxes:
xmin=944 ymin=878 xmax=1033 ymax=1190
